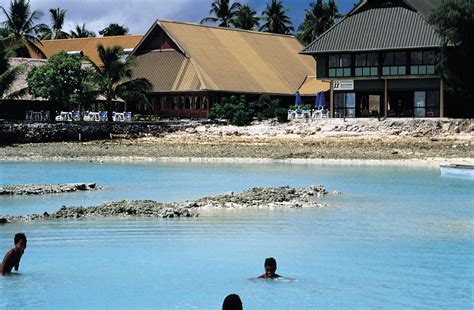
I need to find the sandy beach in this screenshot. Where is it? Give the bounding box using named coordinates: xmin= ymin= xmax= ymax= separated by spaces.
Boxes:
xmin=1 ymin=119 xmax=473 ymax=166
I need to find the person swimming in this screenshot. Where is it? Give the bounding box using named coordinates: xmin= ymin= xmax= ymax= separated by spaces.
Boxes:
xmin=258 ymin=257 xmax=281 ymax=279
xmin=222 ymin=294 xmax=243 ymax=310
xmin=1 ymin=233 xmax=27 ymax=276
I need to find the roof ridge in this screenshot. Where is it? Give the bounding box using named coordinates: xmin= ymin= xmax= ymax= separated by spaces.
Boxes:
xmin=40 ymin=34 xmax=143 ymax=43
xmin=159 ymin=19 xmax=296 ymax=39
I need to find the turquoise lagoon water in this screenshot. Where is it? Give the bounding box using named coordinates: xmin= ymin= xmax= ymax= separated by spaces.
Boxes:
xmin=0 ymin=161 xmax=473 ymax=309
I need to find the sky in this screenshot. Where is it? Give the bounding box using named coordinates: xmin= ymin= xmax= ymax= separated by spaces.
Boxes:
xmin=19 ymin=0 xmax=358 ymax=36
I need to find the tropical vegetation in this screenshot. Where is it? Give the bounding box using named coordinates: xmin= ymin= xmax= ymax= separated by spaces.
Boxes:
xmin=0 ymin=39 xmax=23 ymax=98
xmin=27 ymin=51 xmax=83 ymax=111
xmin=428 ymin=0 xmax=474 ymax=103
xmin=87 ymin=44 xmax=152 ymax=121
xmin=232 ymin=4 xmax=260 ymax=30
xmin=200 ymin=0 xmax=239 ymax=27
xmin=259 ymin=0 xmax=294 ymax=34
xmin=0 ymin=0 xmax=45 ymax=57
xmin=98 ymin=23 xmax=129 ymax=36
xmin=70 ymin=23 xmax=96 ymax=38
xmin=39 ymin=8 xmax=69 ymax=40
xmin=298 ymin=0 xmax=341 ymax=45
xmin=209 ymin=94 xmax=282 ymax=126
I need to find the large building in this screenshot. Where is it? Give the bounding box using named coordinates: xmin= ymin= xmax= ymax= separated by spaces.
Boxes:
xmin=130 ymin=20 xmax=328 ymax=118
xmin=301 ymin=0 xmax=458 ymax=118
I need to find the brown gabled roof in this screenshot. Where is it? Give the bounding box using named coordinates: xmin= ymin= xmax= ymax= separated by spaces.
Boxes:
xmin=297 ymin=76 xmax=330 ymax=96
xmin=132 ymin=20 xmax=328 ymax=95
xmin=33 ymin=35 xmax=143 ymax=66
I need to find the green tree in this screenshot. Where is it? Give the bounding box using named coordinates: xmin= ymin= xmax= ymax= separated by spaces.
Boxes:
xmin=298 ymin=0 xmax=341 ymax=45
xmin=232 ymin=4 xmax=260 ymax=30
xmin=38 ymin=8 xmax=69 ymax=40
xmin=88 ymin=44 xmax=152 ymax=121
xmin=27 ymin=51 xmax=83 ymax=111
xmin=0 ymin=0 xmax=46 ymax=57
xmin=0 ymin=38 xmax=23 ymax=98
xmin=429 ymin=0 xmax=474 ymax=102
xmin=250 ymin=94 xmax=280 ymax=120
xmin=70 ymin=23 xmax=96 ymax=38
xmin=200 ymin=0 xmax=239 ymax=27
xmin=209 ymin=95 xmax=254 ymax=126
xmin=259 ymin=0 xmax=294 ymax=34
xmin=98 ymin=23 xmax=128 ymax=36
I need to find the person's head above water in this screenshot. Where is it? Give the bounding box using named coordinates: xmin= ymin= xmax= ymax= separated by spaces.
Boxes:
xmin=222 ymin=294 xmax=242 ymax=310
xmin=14 ymin=233 xmax=27 ymax=250
xmin=260 ymin=257 xmax=280 ymax=278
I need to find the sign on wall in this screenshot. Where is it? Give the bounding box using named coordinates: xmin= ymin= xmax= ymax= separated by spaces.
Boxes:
xmin=333 ymin=80 xmax=354 ymax=91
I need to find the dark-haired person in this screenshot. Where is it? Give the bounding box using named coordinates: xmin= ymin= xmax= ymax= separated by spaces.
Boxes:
xmin=222 ymin=294 xmax=243 ymax=310
xmin=0 ymin=233 xmax=27 ymax=275
xmin=258 ymin=257 xmax=281 ymax=279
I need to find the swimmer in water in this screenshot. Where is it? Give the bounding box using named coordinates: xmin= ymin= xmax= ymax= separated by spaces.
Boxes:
xmin=1 ymin=233 xmax=27 ymax=276
xmin=258 ymin=257 xmax=281 ymax=279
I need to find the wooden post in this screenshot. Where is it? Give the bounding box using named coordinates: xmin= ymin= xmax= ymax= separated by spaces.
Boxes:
xmin=440 ymin=79 xmax=445 ymax=118
xmin=330 ymin=81 xmax=334 ymax=118
xmin=384 ymin=79 xmax=388 ymax=118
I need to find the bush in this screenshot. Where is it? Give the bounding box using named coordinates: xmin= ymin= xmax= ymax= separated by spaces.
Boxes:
xmin=275 ymin=108 xmax=289 ymax=123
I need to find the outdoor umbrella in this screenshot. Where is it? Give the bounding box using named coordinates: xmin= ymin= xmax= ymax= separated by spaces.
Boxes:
xmin=317 ymin=91 xmax=325 ymax=109
xmin=314 ymin=92 xmax=320 ymax=109
xmin=294 ymin=91 xmax=302 ymax=107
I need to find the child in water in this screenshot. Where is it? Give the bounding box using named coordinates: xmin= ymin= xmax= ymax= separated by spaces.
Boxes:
xmin=1 ymin=233 xmax=27 ymax=275
xmin=258 ymin=257 xmax=281 ymax=279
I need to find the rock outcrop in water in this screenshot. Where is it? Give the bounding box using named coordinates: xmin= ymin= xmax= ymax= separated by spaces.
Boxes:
xmin=1 ymin=185 xmax=334 ymax=223
xmin=0 ymin=183 xmax=101 ymax=195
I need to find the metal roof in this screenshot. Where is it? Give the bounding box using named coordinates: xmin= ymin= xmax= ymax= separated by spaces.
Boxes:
xmin=302 ymin=4 xmax=442 ymax=54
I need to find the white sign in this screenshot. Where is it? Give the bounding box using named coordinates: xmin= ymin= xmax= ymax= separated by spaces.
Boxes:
xmin=333 ymin=80 xmax=354 ymax=91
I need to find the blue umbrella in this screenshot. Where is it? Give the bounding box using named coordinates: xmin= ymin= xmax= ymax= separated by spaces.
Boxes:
xmin=314 ymin=93 xmax=320 ymax=109
xmin=294 ymin=91 xmax=302 ymax=107
xmin=317 ymin=91 xmax=325 ymax=109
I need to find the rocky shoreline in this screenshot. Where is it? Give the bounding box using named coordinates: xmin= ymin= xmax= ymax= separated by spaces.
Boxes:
xmin=0 ymin=183 xmax=100 ymax=195
xmin=0 ymin=185 xmax=333 ymax=223
xmin=1 ymin=119 xmax=472 ymax=161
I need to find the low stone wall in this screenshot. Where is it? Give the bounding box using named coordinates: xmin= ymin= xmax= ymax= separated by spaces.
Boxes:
xmin=0 ymin=120 xmax=201 ymax=145
xmin=0 ymin=118 xmax=471 ymax=145
xmin=1 ymin=185 xmax=333 ymax=223
xmin=0 ymin=183 xmax=100 ymax=195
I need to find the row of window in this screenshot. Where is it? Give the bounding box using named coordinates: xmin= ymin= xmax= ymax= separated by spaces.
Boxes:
xmin=138 ymin=96 xmax=211 ymax=111
xmin=328 ymin=50 xmax=436 ymax=78
xmin=333 ymin=91 xmax=440 ymax=118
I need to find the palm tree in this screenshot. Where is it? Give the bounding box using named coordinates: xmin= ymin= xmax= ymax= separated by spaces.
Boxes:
xmin=298 ymin=0 xmax=341 ymax=45
xmin=0 ymin=38 xmax=22 ymax=98
xmin=259 ymin=0 xmax=294 ymax=34
xmin=0 ymin=0 xmax=46 ymax=57
xmin=232 ymin=4 xmax=260 ymax=30
xmin=200 ymin=0 xmax=239 ymax=27
xmin=88 ymin=44 xmax=152 ymax=121
xmin=70 ymin=23 xmax=96 ymax=38
xmin=98 ymin=23 xmax=128 ymax=36
xmin=39 ymin=8 xmax=70 ymax=40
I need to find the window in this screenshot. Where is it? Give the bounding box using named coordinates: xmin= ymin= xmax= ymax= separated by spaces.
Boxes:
xmin=194 ymin=96 xmax=200 ymax=110
xmin=382 ymin=52 xmax=406 ymax=76
xmin=355 ymin=53 xmax=378 ymax=77
xmin=201 ymin=96 xmax=208 ymax=110
xmin=413 ymin=91 xmax=440 ymax=117
xmin=334 ymin=92 xmax=356 ymax=118
xmin=329 ymin=54 xmax=352 ymax=77
xmin=410 ymin=50 xmax=436 ymax=75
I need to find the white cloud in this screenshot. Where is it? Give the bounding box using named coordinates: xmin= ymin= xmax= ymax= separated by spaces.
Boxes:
xmin=29 ymin=0 xmax=211 ymax=35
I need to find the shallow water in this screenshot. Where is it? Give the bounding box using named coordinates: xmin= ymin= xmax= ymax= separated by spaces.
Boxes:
xmin=0 ymin=161 xmax=473 ymax=309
